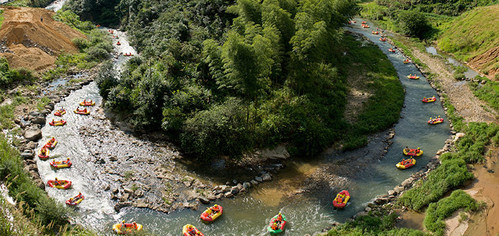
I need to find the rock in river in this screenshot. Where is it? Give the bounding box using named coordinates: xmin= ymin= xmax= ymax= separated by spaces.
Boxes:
xmin=24 ymin=127 xmax=42 ymax=141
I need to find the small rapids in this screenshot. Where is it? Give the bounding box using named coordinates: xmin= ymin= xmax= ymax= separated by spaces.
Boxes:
xmin=34 ymin=13 xmax=450 ymax=235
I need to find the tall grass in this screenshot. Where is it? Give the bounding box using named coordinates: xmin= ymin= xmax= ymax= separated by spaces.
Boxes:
xmin=424 ymin=190 xmax=480 ymax=236
xmin=339 ymin=34 xmax=404 ymax=149
xmin=0 ymin=134 xmax=69 ymax=232
xmin=469 ymin=77 xmax=499 ymax=113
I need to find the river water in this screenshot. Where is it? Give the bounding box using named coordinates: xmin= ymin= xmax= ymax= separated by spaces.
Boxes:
xmin=425 ymin=46 xmax=479 ymax=79
xmin=34 ymin=11 xmax=450 ymax=236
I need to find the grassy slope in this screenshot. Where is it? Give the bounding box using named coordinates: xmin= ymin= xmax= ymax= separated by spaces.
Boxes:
xmin=340 ymin=33 xmax=404 ymax=149
xmin=437 ymin=5 xmax=499 ymax=70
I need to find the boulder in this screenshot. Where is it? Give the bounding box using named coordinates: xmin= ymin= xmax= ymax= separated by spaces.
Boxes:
xmin=24 ymin=128 xmax=42 ymax=141
xmin=255 ymin=176 xmax=263 ymax=182
xmin=394 ymin=186 xmax=404 ymax=194
xmin=243 ymin=182 xmax=251 ymax=189
xmin=454 ymin=133 xmax=465 ymax=142
xmin=224 ymin=192 xmax=234 ymax=198
xmin=374 ymin=198 xmax=388 ymax=205
xmin=230 ymin=186 xmax=239 ymax=195
xmin=21 ymin=151 xmax=34 ymax=159
xmin=262 ymin=173 xmax=272 ymax=182
xmin=198 ymin=197 xmax=210 ymax=204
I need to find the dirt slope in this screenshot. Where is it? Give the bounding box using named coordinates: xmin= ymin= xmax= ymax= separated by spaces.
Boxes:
xmin=468 ymin=46 xmax=499 ymax=80
xmin=0 ymin=7 xmax=85 ymax=71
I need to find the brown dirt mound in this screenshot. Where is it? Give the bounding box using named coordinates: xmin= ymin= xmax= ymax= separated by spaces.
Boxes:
xmin=0 ymin=7 xmax=85 ymax=72
xmin=468 ymin=46 xmax=499 ymax=81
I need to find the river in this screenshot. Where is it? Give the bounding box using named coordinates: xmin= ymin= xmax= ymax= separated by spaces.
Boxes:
xmin=35 ymin=8 xmax=450 ymax=235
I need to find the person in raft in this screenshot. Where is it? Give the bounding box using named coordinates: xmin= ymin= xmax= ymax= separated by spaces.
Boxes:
xmin=66 ymin=158 xmax=70 ymax=163
xmin=211 ymin=204 xmax=219 ymax=215
xmin=188 ymin=225 xmax=197 ymax=235
xmin=416 ymin=147 xmax=421 ymax=154
xmin=404 ymin=146 xmax=410 ymax=153
xmin=54 ymin=177 xmax=60 ymax=185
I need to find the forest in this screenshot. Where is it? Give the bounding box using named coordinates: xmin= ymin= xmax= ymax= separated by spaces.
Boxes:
xmin=66 ymin=0 xmax=359 ymax=159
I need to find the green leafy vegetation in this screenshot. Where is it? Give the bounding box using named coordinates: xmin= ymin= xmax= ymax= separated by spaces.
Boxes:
xmin=437 ymin=5 xmax=499 ymax=64
xmin=340 ymin=34 xmax=403 ymax=149
xmin=0 ymin=134 xmax=69 ymax=232
xmin=424 ymin=190 xmax=479 ymax=235
xmin=0 ymin=57 xmax=35 ymax=88
xmin=90 ymin=0 xmax=361 ymax=159
xmin=327 ymin=207 xmax=428 ymax=235
xmin=469 ymin=78 xmax=499 ymax=112
xmin=398 ymin=159 xmax=473 ymax=211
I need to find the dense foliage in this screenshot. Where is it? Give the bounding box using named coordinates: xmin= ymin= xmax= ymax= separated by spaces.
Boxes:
xmin=469 ymin=78 xmax=499 ymax=113
xmin=0 ymin=135 xmax=69 ymax=231
xmin=88 ymin=0 xmax=361 ymax=159
xmin=327 ymin=207 xmax=428 ymax=236
xmin=0 ymin=57 xmax=35 ymax=87
xmin=375 ymin=0 xmax=498 ymax=16
xmin=64 ymin=0 xmax=121 ymax=26
xmin=424 ymin=190 xmax=479 ymax=236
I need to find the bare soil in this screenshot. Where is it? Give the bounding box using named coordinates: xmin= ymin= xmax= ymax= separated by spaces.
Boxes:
xmin=0 ymin=7 xmax=85 ymax=71
xmin=468 ymin=46 xmax=499 ymax=81
xmin=411 ymin=49 xmax=498 ymax=123
xmin=463 ymin=146 xmax=499 ymax=236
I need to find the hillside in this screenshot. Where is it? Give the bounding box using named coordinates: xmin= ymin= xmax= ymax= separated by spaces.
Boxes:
xmin=0 ymin=7 xmax=85 ymax=71
xmin=437 ymin=4 xmax=499 ymax=80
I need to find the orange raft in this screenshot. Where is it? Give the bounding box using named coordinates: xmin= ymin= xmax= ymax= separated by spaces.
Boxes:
xmin=49 ymin=119 xmax=66 ymax=126
xmin=38 ymin=146 xmax=50 ymax=160
xmin=44 ymin=137 xmax=57 ymax=149
xmin=117 ymin=41 xmax=121 ymax=46
xmin=396 ymin=158 xmax=416 ymax=169
xmin=407 ymin=74 xmax=420 ymax=80
xmin=428 ymin=117 xmax=444 ymax=125
xmin=388 ymin=48 xmax=396 ymax=53
xmin=362 ymin=24 xmax=370 ymax=28
xmin=403 ymin=59 xmax=411 ymax=64
xmin=372 ymin=31 xmax=379 ymax=35
xmin=54 ymin=109 xmax=66 ymax=116
xmin=333 ymin=190 xmax=350 ymax=208
xmin=422 ymin=96 xmax=436 ymax=103
xmin=403 ymin=148 xmax=423 ymax=157
xmin=123 ymin=52 xmax=133 ymax=56
xmin=47 ymin=179 xmax=71 ymax=189
xmin=380 ymin=37 xmax=387 ymax=42
xmin=66 ymin=193 xmax=84 ymax=206
xmin=79 ymin=100 xmax=95 ymax=106
xmin=200 ymin=204 xmax=223 ymax=223
xmin=183 ymin=224 xmax=204 ymax=236
xmin=74 ymin=108 xmax=90 ymax=115
xmin=50 ymin=159 xmax=72 ymax=169
xmin=113 ymin=222 xmax=143 ymax=235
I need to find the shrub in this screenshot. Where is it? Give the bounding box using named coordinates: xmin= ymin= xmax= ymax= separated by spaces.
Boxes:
xmin=96 ymin=61 xmax=117 ymax=99
xmin=397 ymin=10 xmax=431 ymax=39
xmin=398 ymin=159 xmax=473 ymax=211
xmin=424 ymin=190 xmax=479 ymax=236
xmin=72 ymin=38 xmax=90 ymax=51
xmin=85 ymin=46 xmax=109 ymax=61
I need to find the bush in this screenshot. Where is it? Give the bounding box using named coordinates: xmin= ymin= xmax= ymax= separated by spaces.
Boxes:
xmin=85 ymin=46 xmax=109 ymax=61
xmin=72 ymin=38 xmax=90 ymax=51
xmin=0 ymin=135 xmax=69 ymax=231
xmin=397 ymin=10 xmax=431 ymax=39
xmin=424 ymin=190 xmax=479 ymax=236
xmin=96 ymin=61 xmax=117 ymax=99
xmin=398 ymin=159 xmax=473 ymax=211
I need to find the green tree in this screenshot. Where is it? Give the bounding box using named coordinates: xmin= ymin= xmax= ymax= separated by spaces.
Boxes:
xmin=397 ymin=10 xmax=431 ymax=39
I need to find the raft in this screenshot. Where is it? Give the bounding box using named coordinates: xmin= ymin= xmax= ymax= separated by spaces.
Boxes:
xmin=380 ymin=37 xmax=387 ymax=42
xmin=403 ymin=59 xmax=411 ymax=64
xmin=66 ymin=193 xmax=84 ymax=206
xmin=47 ymin=179 xmax=71 ymax=189
xmin=333 ymin=190 xmax=350 ymax=208
xmin=74 ymin=108 xmax=90 ymax=115
xmin=117 ymin=41 xmax=121 ymax=45
xmin=200 ymin=204 xmax=223 ymax=222
xmin=113 ymin=222 xmax=143 ymax=235
xmin=54 ymin=109 xmax=66 ymax=116
xmin=362 ymin=24 xmax=370 ymax=28
xmin=396 ymin=158 xmax=416 ymax=169
xmin=183 ymin=224 xmax=204 ymax=236
xmin=267 ymin=213 xmax=287 ymax=235
xmin=50 ymin=159 xmax=72 ymax=169
xmin=124 ymin=52 xmax=133 ymax=57
xmin=38 ymin=147 xmax=50 ymax=160
xmin=79 ymin=100 xmax=95 ymax=106
xmin=44 ymin=137 xmax=57 ymax=149
xmin=49 ymin=120 xmax=66 ymax=126
xmin=361 ymin=21 xmax=367 ymax=24
xmin=407 ymin=74 xmax=420 ymax=80
xmin=428 ymin=117 xmax=444 ymax=125
xmin=372 ymin=31 xmax=379 ymax=35
xmin=422 ymin=96 xmax=436 ymax=103
xmin=388 ymin=48 xmax=396 ymax=53
xmin=403 ymin=148 xmax=423 ymax=157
